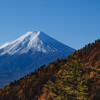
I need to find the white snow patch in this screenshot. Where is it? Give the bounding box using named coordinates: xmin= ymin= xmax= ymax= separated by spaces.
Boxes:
xmin=0 ymin=42 xmax=10 ymax=49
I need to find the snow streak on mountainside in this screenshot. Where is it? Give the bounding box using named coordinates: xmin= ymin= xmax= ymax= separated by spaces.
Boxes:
xmin=0 ymin=31 xmax=75 ymax=88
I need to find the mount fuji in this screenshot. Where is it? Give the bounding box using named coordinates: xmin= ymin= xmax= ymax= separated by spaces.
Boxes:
xmin=0 ymin=31 xmax=75 ymax=88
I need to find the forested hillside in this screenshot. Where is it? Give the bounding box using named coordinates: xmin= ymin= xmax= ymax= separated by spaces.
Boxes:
xmin=0 ymin=39 xmax=100 ymax=100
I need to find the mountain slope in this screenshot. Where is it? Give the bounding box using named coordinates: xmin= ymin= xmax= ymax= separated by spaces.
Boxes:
xmin=0 ymin=39 xmax=100 ymax=100
xmin=0 ymin=31 xmax=75 ymax=88
xmin=0 ymin=31 xmax=74 ymax=55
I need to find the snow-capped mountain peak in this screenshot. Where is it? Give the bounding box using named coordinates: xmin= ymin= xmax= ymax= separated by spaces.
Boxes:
xmin=0 ymin=31 xmax=75 ymax=56
xmin=0 ymin=31 xmax=48 ymax=55
xmin=14 ymin=31 xmax=40 ymax=42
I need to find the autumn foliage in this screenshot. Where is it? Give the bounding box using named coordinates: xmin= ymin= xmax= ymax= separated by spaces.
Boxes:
xmin=0 ymin=39 xmax=100 ymax=100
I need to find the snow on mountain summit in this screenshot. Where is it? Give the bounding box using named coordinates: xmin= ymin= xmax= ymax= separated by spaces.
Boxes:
xmin=0 ymin=31 xmax=50 ymax=55
xmin=0 ymin=31 xmax=75 ymax=56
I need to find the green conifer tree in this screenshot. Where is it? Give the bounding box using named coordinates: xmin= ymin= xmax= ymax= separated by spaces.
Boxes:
xmin=46 ymin=59 xmax=89 ymax=100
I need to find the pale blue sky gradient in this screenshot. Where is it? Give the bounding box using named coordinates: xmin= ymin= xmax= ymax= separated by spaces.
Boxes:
xmin=0 ymin=0 xmax=100 ymax=49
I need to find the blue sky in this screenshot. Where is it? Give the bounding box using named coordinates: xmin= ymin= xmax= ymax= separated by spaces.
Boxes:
xmin=0 ymin=0 xmax=100 ymax=49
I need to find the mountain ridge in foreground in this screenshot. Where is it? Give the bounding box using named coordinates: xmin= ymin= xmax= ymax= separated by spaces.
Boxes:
xmin=0 ymin=31 xmax=75 ymax=88
xmin=0 ymin=39 xmax=100 ymax=100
